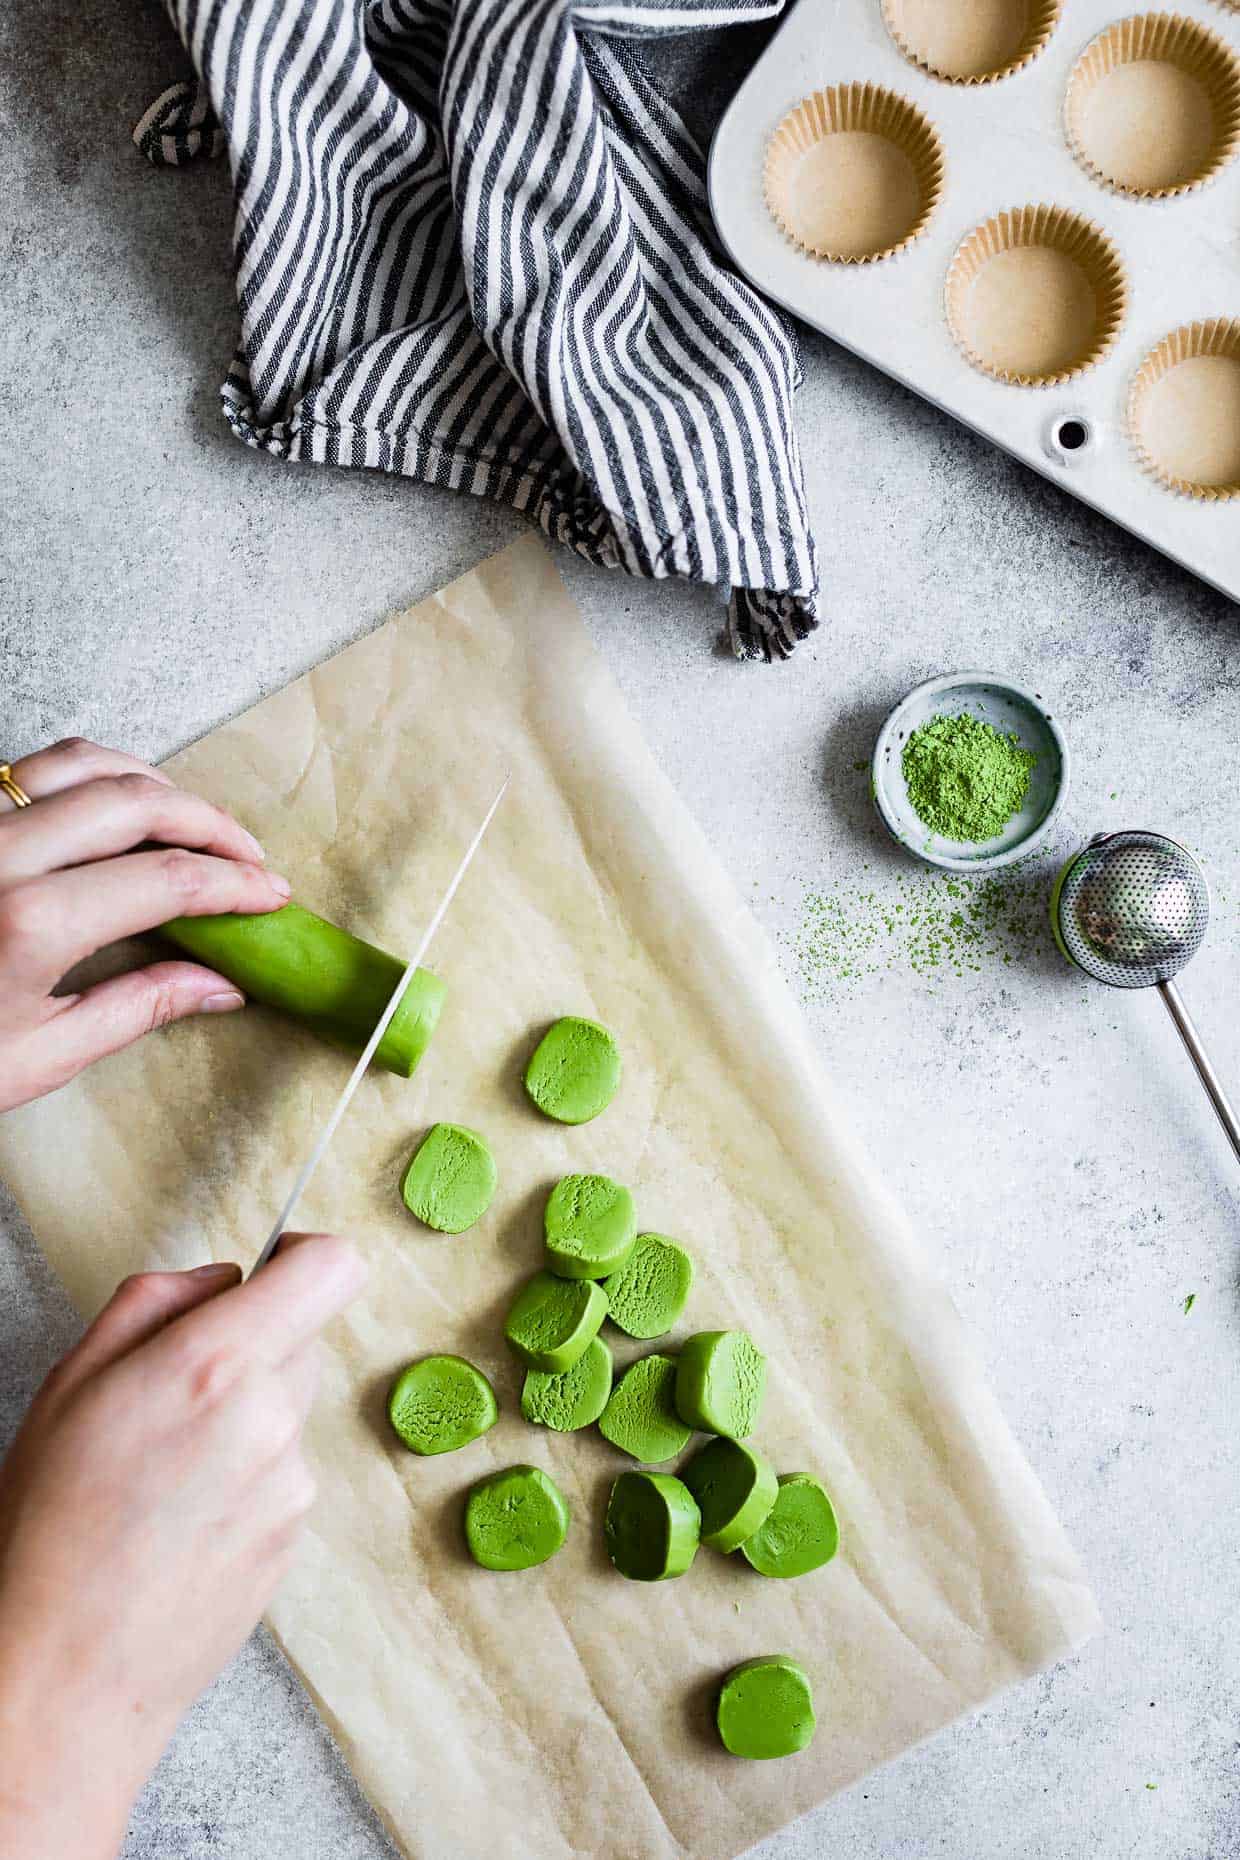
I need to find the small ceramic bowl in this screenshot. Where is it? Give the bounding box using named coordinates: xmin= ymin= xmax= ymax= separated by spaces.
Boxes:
xmin=871 ymin=672 xmax=1069 ymax=872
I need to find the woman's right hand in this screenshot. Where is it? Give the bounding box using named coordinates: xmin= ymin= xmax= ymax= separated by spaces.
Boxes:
xmin=0 ymin=1234 xmax=366 ymax=1860
xmin=0 ymin=737 xmax=291 ymax=1113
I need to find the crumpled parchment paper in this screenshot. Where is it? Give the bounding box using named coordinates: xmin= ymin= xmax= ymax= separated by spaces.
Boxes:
xmin=0 ymin=538 xmax=1099 ymax=1859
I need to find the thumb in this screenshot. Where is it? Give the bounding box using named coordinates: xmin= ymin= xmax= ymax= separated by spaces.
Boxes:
xmin=24 ymin=961 xmax=246 ymax=1105
xmin=46 ymin=1261 xmax=243 ymax=1402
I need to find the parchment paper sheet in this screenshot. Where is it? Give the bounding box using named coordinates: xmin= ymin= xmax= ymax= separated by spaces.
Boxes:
xmin=0 ymin=538 xmax=1099 ymax=1859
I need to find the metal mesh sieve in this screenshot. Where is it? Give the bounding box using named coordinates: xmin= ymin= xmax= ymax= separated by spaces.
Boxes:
xmin=1053 ymin=830 xmax=1209 ymax=989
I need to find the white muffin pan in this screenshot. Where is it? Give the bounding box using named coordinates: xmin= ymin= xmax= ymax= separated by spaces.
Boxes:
xmin=708 ymin=0 xmax=1240 ymax=600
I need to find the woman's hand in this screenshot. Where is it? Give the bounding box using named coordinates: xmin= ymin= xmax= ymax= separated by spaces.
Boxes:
xmin=0 ymin=737 xmax=290 ymax=1113
xmin=0 ymin=1234 xmax=366 ymax=1860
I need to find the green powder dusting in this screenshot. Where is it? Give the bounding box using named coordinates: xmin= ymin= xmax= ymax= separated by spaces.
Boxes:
xmin=786 ymin=863 xmax=1052 ymax=993
xmin=902 ymin=712 xmax=1037 ymax=842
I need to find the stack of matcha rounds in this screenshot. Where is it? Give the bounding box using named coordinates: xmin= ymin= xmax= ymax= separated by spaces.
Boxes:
xmin=385 ymin=1015 xmax=840 ymax=1761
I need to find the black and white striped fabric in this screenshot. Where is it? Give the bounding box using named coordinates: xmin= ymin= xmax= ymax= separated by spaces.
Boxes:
xmin=143 ymin=0 xmax=820 ymax=660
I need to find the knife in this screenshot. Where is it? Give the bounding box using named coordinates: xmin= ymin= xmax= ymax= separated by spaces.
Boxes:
xmin=250 ymin=777 xmax=510 ymax=1273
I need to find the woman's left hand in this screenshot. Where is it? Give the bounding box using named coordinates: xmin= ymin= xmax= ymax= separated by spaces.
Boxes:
xmin=0 ymin=738 xmax=291 ymax=1113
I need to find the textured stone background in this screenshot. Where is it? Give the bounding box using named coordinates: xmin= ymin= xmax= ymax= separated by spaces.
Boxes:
xmin=3 ymin=3 xmax=1239 ymax=1856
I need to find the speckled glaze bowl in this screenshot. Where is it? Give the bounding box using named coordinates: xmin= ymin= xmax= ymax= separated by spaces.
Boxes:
xmin=871 ymin=671 xmax=1069 ymax=872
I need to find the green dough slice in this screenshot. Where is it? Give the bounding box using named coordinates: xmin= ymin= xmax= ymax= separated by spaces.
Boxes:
xmin=597 ymin=1353 xmax=692 ymax=1463
xmin=504 ymin=1271 xmax=608 ymax=1372
xmin=601 ymin=1233 xmax=694 ymax=1340
xmin=544 ymin=1173 xmax=637 ymax=1280
xmin=522 ymin=1338 xmax=613 ymax=1431
xmin=388 ymin=1355 xmax=499 ymax=1456
xmin=740 ymin=1473 xmax=839 ymax=1577
xmin=524 ymin=1016 xmax=622 ymax=1124
xmin=681 ymin=1437 xmax=779 ymax=1553
xmin=604 ymin=1470 xmax=701 ymax=1581
xmin=400 ymin=1123 xmax=496 ymax=1233
xmin=675 ymin=1330 xmax=766 ymax=1438
xmin=717 ymin=1656 xmax=816 ymax=1760
xmin=464 ymin=1464 xmax=570 ymax=1571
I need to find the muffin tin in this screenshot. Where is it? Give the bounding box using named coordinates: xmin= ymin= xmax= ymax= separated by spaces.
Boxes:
xmin=708 ymin=0 xmax=1240 ymax=594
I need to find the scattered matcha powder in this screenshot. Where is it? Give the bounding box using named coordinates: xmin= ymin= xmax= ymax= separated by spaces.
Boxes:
xmin=1183 ymin=1293 xmax=1196 ymax=1315
xmin=786 ymin=862 xmax=1051 ymax=993
xmin=902 ymin=711 xmax=1037 ymax=842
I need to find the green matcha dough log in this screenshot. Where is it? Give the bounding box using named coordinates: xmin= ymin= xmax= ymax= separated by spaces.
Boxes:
xmin=524 ymin=1016 xmax=622 ymax=1124
xmin=522 ymin=1337 xmax=613 ymax=1431
xmin=543 ymin=1173 xmax=637 ymax=1280
xmin=675 ymin=1330 xmax=766 ymax=1438
xmin=401 ymin=1123 xmax=496 ymax=1233
xmin=681 ymin=1437 xmax=778 ymax=1553
xmin=161 ymin=901 xmax=445 ymax=1078
xmin=388 ymin=1355 xmax=499 ymax=1456
xmin=740 ymin=1473 xmax=840 ymax=1577
xmin=597 ymin=1353 xmax=692 ymax=1463
xmin=604 ymin=1470 xmax=700 ymax=1581
xmin=602 ymin=1233 xmax=694 ymax=1340
xmin=716 ymin=1656 xmax=816 ymax=1760
xmin=464 ymin=1465 xmax=570 ymax=1571
xmin=504 ymin=1271 xmax=608 ymax=1373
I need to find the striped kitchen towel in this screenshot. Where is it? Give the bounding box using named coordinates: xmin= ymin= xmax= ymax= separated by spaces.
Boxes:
xmin=140 ymin=0 xmax=819 ymax=660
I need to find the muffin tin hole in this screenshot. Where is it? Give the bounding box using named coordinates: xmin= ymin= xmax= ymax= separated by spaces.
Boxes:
xmin=944 ymin=205 xmax=1128 ymax=386
xmin=1065 ymin=14 xmax=1240 ymax=197
xmin=1044 ymin=413 xmax=1095 ymax=465
xmin=883 ymin=0 xmax=1062 ymax=83
xmin=764 ymin=83 xmax=945 ymax=263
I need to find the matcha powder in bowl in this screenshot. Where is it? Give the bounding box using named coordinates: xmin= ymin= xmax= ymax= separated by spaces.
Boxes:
xmin=903 ymin=712 xmax=1035 ymax=841
xmin=872 ymin=672 xmax=1068 ymax=872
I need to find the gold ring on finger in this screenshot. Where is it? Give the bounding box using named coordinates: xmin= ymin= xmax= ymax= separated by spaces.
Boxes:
xmin=0 ymin=764 xmax=33 ymax=808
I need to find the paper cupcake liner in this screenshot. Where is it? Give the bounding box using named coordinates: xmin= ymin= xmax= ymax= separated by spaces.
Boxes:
xmin=1065 ymin=14 xmax=1240 ymax=197
xmin=944 ymin=204 xmax=1128 ymax=386
xmin=882 ymin=0 xmax=1062 ymax=84
xmin=1128 ymin=318 xmax=1240 ymax=499
xmin=763 ymin=82 xmax=945 ymax=264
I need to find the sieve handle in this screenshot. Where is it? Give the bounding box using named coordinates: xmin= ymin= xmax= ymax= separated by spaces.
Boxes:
xmin=1158 ymin=980 xmax=1240 ymax=1167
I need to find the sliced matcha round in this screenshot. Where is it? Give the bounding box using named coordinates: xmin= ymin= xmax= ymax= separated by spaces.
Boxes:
xmin=543 ymin=1172 xmax=637 ymax=1280
xmin=681 ymin=1437 xmax=778 ymax=1553
xmin=675 ymin=1329 xmax=766 ymax=1438
xmin=597 ymin=1353 xmax=692 ymax=1463
xmin=717 ymin=1656 xmax=816 ymax=1759
xmin=602 ymin=1233 xmax=693 ymax=1340
xmin=522 ymin=1337 xmax=613 ymax=1432
xmin=524 ymin=1016 xmax=621 ymax=1124
xmin=464 ymin=1465 xmax=570 ymax=1571
xmin=400 ymin=1123 xmax=497 ymax=1233
xmin=740 ymin=1473 xmax=839 ymax=1578
xmin=604 ymin=1470 xmax=700 ymax=1581
xmin=387 ymin=1355 xmax=498 ymax=1456
xmin=504 ymin=1270 xmax=608 ymax=1372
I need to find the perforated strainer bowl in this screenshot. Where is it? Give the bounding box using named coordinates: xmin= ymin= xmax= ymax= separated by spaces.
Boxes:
xmin=1051 ymin=831 xmax=1239 ymax=1163
xmin=1051 ymin=829 xmax=1209 ymax=985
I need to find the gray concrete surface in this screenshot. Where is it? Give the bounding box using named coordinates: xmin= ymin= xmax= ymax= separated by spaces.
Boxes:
xmin=3 ymin=3 xmax=1239 ymax=1857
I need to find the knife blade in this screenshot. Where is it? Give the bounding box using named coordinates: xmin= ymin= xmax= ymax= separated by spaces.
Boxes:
xmin=250 ymin=776 xmax=510 ymax=1273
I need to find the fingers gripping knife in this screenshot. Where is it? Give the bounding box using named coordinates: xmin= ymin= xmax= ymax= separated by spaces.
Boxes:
xmin=251 ymin=779 xmax=509 ymax=1273
xmin=1051 ymin=830 xmax=1240 ymax=1166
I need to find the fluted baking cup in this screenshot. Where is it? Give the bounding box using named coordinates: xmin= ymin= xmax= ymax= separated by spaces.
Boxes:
xmin=764 ymin=83 xmax=945 ymax=262
xmin=1129 ymin=319 xmax=1240 ymax=498
xmin=944 ymin=204 xmax=1128 ymax=386
xmin=1065 ymin=14 xmax=1240 ymax=197
xmin=882 ymin=0 xmax=1061 ymax=83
